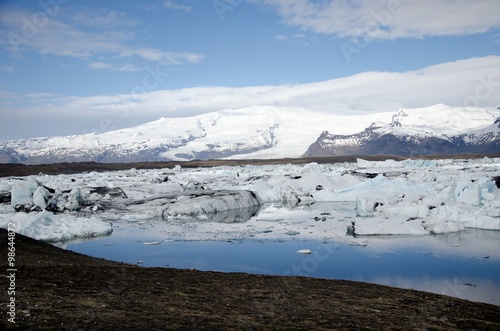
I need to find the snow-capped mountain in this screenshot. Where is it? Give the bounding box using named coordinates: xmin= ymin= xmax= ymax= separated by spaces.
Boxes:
xmin=304 ymin=105 xmax=500 ymax=157
xmin=1 ymin=104 xmax=499 ymax=164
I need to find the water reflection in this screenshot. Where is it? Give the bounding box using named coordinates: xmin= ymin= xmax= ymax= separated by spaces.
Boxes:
xmin=164 ymin=205 xmax=263 ymax=223
xmin=62 ymin=200 xmax=500 ymax=306
xmin=433 ymin=228 xmax=500 ymax=253
xmin=65 ymin=230 xmax=500 ymax=306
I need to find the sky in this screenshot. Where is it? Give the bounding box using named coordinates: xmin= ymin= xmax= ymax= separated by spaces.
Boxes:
xmin=0 ymin=0 xmax=500 ymax=140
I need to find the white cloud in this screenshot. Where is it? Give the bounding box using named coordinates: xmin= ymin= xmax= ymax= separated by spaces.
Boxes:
xmin=251 ymin=0 xmax=500 ymax=41
xmin=25 ymin=93 xmax=59 ymax=98
xmin=274 ymin=33 xmax=309 ymax=45
xmin=111 ymin=56 xmax=500 ymax=116
xmin=0 ymin=8 xmax=203 ymax=65
xmin=0 ymin=66 xmax=14 ymax=72
xmin=88 ymin=62 xmax=112 ymax=70
xmin=163 ymin=1 xmax=192 ymax=12
xmin=120 ymin=48 xmax=204 ymax=65
xmin=88 ymin=62 xmax=142 ymax=72
xmin=115 ymin=63 xmax=142 ymax=72
xmin=72 ymin=9 xmax=141 ymax=28
xmin=0 ymin=9 xmax=127 ymax=57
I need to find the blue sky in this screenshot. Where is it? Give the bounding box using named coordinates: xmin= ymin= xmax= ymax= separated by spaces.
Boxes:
xmin=1 ymin=0 xmax=500 ymax=140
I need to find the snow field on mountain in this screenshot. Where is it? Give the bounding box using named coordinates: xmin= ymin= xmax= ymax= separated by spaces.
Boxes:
xmin=0 ymin=157 xmax=499 ymax=242
xmin=4 ymin=104 xmax=499 ymax=164
xmin=393 ymin=104 xmax=498 ymax=135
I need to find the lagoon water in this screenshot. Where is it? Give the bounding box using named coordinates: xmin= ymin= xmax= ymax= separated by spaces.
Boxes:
xmin=65 ymin=223 xmax=500 ymax=306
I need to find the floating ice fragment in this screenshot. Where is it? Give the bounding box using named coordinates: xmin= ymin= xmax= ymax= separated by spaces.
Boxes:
xmin=162 ymin=190 xmax=262 ymax=222
xmin=11 ymin=178 xmax=40 ymax=207
xmin=3 ymin=210 xmax=112 ymax=241
xmin=143 ymin=241 xmax=162 ymax=245
xmin=297 ymin=249 xmax=312 ymax=254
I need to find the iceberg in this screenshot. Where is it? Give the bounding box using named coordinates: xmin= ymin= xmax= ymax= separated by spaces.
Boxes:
xmin=353 ymin=216 xmax=428 ymax=236
xmin=0 ymin=210 xmax=112 ymax=242
xmin=162 ymin=190 xmax=263 ymax=222
xmin=11 ymin=177 xmax=41 ymax=209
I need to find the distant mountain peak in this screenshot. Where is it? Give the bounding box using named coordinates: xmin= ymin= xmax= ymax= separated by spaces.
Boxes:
xmin=304 ymin=109 xmax=500 ymax=157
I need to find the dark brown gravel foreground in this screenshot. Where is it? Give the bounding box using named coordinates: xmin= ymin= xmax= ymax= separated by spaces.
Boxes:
xmin=1 ymin=229 xmax=500 ymax=330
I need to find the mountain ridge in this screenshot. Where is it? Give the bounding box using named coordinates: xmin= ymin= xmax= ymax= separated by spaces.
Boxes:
xmin=1 ymin=104 xmax=499 ymax=164
xmin=304 ymin=106 xmax=500 ymax=157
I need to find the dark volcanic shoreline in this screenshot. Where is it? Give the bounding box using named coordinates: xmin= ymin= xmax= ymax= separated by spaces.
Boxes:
xmin=2 ymin=153 xmax=500 ymax=178
xmin=1 ymin=228 xmax=500 ymax=330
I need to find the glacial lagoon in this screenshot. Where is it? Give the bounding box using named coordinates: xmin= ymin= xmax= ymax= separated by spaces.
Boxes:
xmin=65 ymin=204 xmax=500 ymax=306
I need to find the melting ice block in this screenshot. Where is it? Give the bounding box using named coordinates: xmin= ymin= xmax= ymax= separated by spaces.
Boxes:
xmin=11 ymin=177 xmax=41 ymax=208
xmin=3 ymin=210 xmax=112 ymax=242
xmin=162 ymin=190 xmax=263 ymax=222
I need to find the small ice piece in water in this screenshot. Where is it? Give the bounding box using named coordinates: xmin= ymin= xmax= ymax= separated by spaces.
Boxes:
xmin=143 ymin=241 xmax=162 ymax=245
xmin=297 ymin=249 xmax=312 ymax=254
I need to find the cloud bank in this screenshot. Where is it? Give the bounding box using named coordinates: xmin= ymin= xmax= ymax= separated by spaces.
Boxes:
xmin=0 ymin=8 xmax=203 ymax=65
xmin=251 ymin=0 xmax=500 ymax=41
xmin=1 ymin=56 xmax=499 ymax=140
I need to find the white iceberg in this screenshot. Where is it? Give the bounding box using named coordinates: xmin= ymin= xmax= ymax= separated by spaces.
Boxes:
xmin=11 ymin=177 xmax=41 ymax=208
xmin=1 ymin=210 xmax=112 ymax=242
xmin=354 ymin=216 xmax=428 ymax=236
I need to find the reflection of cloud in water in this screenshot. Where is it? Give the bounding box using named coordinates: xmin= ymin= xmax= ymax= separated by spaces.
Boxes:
xmin=370 ymin=275 xmax=500 ymax=305
xmin=433 ymin=229 xmax=500 ymax=253
xmin=65 ymin=235 xmax=500 ymax=305
xmin=224 ymin=263 xmax=274 ymax=274
xmin=361 ymin=229 xmax=500 ymax=261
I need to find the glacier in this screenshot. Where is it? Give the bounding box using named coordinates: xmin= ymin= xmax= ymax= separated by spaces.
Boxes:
xmin=1 ymin=104 xmax=499 ymax=164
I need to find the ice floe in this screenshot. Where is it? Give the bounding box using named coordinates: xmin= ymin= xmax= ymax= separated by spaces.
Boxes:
xmin=162 ymin=190 xmax=262 ymax=222
xmin=0 ymin=157 xmax=499 ymax=241
xmin=0 ymin=210 xmax=112 ymax=242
